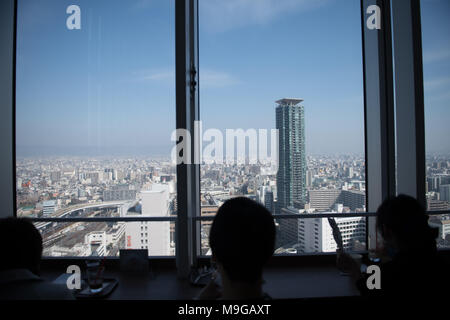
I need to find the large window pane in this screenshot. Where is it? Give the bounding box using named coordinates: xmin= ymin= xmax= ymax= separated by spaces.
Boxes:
xmin=421 ymin=0 xmax=450 ymax=247
xmin=199 ymin=0 xmax=366 ymax=255
xmin=15 ymin=0 xmax=176 ymax=256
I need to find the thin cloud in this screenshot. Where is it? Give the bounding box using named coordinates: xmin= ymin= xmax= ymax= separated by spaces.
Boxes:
xmin=132 ymin=0 xmax=157 ymax=10
xmin=128 ymin=69 xmax=174 ymax=84
xmin=423 ymin=48 xmax=450 ymax=64
xmin=138 ymin=69 xmax=240 ymax=88
xmin=200 ymin=0 xmax=331 ymax=33
xmin=425 ymin=90 xmax=450 ymax=103
xmin=424 ymin=76 xmax=450 ymax=90
xmin=200 ymin=70 xmax=241 ymax=88
xmin=143 ymin=71 xmax=174 ymax=81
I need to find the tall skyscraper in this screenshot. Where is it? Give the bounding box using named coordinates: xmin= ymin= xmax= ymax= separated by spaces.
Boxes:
xmin=264 ymin=190 xmax=274 ymax=213
xmin=257 ymin=185 xmax=274 ymax=213
xmin=275 ymin=98 xmax=307 ymax=213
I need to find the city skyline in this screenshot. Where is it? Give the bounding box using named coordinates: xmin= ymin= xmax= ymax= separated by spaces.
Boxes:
xmin=17 ymin=151 xmax=450 ymax=256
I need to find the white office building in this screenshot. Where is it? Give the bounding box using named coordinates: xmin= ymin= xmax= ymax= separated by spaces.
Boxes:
xmin=284 ymin=207 xmax=366 ymax=253
xmin=83 ymin=223 xmax=126 ymax=256
xmin=42 ymin=200 xmax=57 ymax=215
xmin=125 ymin=184 xmax=171 ymax=256
xmin=429 ymin=215 xmax=450 ymax=240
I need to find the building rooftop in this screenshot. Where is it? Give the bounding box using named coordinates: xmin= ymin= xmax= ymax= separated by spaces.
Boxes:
xmin=141 ymin=184 xmax=169 ymax=193
xmin=275 ymin=98 xmax=304 ymax=106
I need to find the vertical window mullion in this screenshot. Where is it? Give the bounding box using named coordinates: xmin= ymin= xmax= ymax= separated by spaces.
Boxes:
xmin=361 ymin=0 xmax=396 ymax=251
xmin=0 ymin=0 xmax=16 ymax=219
xmin=391 ymin=0 xmax=426 ymax=206
xmin=175 ymin=0 xmax=200 ymax=278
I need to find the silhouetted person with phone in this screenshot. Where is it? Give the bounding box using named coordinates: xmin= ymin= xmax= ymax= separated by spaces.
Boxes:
xmin=0 ymin=217 xmax=74 ymax=300
xmin=337 ymin=195 xmax=449 ymax=299
xmin=197 ymin=197 xmax=276 ymax=300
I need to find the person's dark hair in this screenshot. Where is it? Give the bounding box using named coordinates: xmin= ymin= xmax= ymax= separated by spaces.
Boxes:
xmin=0 ymin=217 xmax=43 ymax=274
xmin=376 ymin=195 xmax=438 ymax=253
xmin=209 ymin=197 xmax=275 ymax=284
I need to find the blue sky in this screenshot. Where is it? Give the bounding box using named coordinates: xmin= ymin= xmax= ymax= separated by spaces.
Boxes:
xmin=16 ymin=0 xmax=450 ymax=157
xmin=421 ymin=0 xmax=450 ymax=154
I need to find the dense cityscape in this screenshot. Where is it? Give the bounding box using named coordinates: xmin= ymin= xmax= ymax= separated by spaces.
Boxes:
xmin=16 ymin=153 xmax=363 ymax=256
xmin=16 ymin=150 xmax=450 ymax=258
xmin=16 ymin=99 xmax=450 ymax=257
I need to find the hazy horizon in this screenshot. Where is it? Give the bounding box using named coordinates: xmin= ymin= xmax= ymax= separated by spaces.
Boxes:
xmin=15 ymin=0 xmax=450 ymax=157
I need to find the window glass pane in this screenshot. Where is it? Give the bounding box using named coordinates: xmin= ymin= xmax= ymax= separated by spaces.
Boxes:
xmin=421 ymin=0 xmax=450 ymax=247
xmin=199 ymin=0 xmax=366 ymax=255
xmin=16 ymin=0 xmax=176 ymax=256
xmin=421 ymin=0 xmax=450 ymax=210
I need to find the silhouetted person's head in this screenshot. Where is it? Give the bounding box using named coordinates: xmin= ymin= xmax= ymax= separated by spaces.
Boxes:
xmin=209 ymin=197 xmax=275 ymax=286
xmin=376 ymin=195 xmax=438 ymax=254
xmin=0 ymin=218 xmax=43 ymax=275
